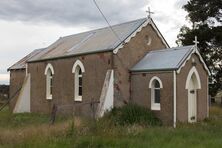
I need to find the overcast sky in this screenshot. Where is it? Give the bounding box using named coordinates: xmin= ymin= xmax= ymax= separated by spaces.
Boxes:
xmin=0 ymin=0 xmax=188 ymax=84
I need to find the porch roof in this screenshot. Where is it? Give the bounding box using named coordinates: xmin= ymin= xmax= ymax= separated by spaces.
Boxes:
xmin=131 ymin=45 xmax=195 ymax=72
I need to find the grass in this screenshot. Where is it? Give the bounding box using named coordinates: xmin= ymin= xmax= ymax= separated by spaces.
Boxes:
xmin=0 ymin=105 xmax=222 ymax=147
xmin=102 ymin=103 xmax=161 ymax=126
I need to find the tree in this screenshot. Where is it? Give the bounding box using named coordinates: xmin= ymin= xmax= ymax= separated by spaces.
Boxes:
xmin=177 ymin=0 xmax=222 ymax=96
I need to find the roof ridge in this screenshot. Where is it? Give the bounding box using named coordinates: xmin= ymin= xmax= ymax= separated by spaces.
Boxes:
xmin=149 ymin=45 xmax=194 ymax=53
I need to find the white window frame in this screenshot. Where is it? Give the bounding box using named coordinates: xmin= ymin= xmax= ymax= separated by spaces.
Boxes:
xmin=44 ymin=63 xmax=54 ymax=100
xmin=185 ymin=67 xmax=201 ymax=89
xmin=72 ymin=60 xmax=85 ymax=102
xmin=149 ymin=76 xmax=163 ymax=111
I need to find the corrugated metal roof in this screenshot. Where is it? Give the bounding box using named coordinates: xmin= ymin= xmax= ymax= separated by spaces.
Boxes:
xmin=131 ymin=45 xmax=195 ymax=72
xmin=29 ymin=18 xmax=147 ymax=62
xmin=8 ymin=48 xmax=46 ymax=70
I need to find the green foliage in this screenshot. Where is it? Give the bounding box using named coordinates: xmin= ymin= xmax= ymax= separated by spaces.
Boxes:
xmin=104 ymin=103 xmax=162 ymax=126
xmin=184 ymin=0 xmax=222 ymax=23
xmin=177 ymin=0 xmax=222 ymax=96
xmin=0 ymin=85 xmax=9 ymax=94
xmin=0 ymin=85 xmax=9 ymax=100
xmin=0 ymin=106 xmax=67 ymax=128
xmin=66 ymin=120 xmax=76 ymax=137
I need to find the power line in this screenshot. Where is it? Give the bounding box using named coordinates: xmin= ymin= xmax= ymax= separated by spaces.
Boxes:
xmin=93 ymin=0 xmax=123 ymax=43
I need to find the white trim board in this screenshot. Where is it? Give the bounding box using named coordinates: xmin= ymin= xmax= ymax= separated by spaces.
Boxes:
xmin=177 ymin=46 xmax=210 ymax=75
xmin=72 ymin=60 xmax=85 ymax=73
xmin=149 ymin=76 xmax=163 ymax=88
xmin=149 ymin=76 xmax=163 ymax=111
xmin=44 ymin=63 xmax=54 ymax=75
xmin=113 ymin=18 xmax=170 ymax=54
xmin=185 ymin=67 xmax=202 ymax=89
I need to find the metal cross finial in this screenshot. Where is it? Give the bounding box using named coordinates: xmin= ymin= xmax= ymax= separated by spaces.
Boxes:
xmin=146 ymin=7 xmax=154 ymax=19
xmin=193 ymin=36 xmax=199 ymax=47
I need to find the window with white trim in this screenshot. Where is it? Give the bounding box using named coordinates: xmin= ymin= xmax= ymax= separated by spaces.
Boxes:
xmin=72 ymin=60 xmax=85 ymax=101
xmin=45 ymin=64 xmax=54 ymax=100
xmin=149 ymin=77 xmax=163 ymax=110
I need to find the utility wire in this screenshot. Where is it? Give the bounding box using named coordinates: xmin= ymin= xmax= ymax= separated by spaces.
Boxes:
xmin=93 ymin=0 xmax=123 ymax=43
xmin=93 ymin=0 xmax=133 ymax=71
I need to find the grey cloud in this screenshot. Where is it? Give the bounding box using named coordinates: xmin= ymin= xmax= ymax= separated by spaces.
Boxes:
xmin=154 ymin=13 xmax=170 ymax=24
xmin=174 ymin=0 xmax=188 ymax=9
xmin=0 ymin=0 xmax=147 ymax=26
xmin=0 ymin=69 xmax=8 ymax=74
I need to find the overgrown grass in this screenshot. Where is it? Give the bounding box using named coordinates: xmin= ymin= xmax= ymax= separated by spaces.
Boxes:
xmin=0 ymin=107 xmax=69 ymax=129
xmin=102 ymin=103 xmax=162 ymax=126
xmin=0 ymin=105 xmax=222 ymax=147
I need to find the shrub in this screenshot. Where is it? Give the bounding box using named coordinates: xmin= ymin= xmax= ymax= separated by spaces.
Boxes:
xmin=104 ymin=103 xmax=161 ymax=126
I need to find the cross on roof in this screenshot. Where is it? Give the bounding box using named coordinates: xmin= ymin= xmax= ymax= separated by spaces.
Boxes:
xmin=146 ymin=7 xmax=154 ymax=19
xmin=193 ymin=36 xmax=199 ymax=47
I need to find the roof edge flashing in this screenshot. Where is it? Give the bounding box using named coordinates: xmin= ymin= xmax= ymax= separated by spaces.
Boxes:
xmin=113 ymin=18 xmax=149 ymax=54
xmin=27 ymin=49 xmax=113 ymax=63
xmin=131 ymin=68 xmax=177 ymax=73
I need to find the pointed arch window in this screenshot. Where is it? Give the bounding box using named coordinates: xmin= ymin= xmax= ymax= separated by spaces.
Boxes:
xmin=149 ymin=76 xmax=163 ymax=110
xmin=44 ymin=64 xmax=54 ymax=100
xmin=72 ymin=60 xmax=85 ymax=101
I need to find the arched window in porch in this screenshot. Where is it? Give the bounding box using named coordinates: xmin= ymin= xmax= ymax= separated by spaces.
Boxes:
xmin=149 ymin=76 xmax=163 ymax=110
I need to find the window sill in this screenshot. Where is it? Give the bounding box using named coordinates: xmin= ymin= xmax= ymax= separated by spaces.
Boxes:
xmin=74 ymin=96 xmax=82 ymax=102
xmin=46 ymin=95 xmax=52 ymax=100
xmin=151 ymin=104 xmax=160 ymax=111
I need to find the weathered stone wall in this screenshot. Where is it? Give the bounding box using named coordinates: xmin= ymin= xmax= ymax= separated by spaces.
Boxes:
xmin=9 ymin=69 xmax=26 ymax=111
xmin=131 ymin=53 xmax=208 ymax=125
xmin=113 ymin=24 xmax=167 ymax=106
xmin=28 ymin=52 xmax=112 ymax=116
xmin=176 ymin=53 xmax=208 ymax=122
xmin=131 ymin=72 xmax=174 ymax=125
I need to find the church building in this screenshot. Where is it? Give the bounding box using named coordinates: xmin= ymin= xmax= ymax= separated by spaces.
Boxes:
xmin=8 ymin=18 xmax=210 ymax=126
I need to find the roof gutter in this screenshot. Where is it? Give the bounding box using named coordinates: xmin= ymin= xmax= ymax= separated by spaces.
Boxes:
xmin=27 ymin=49 xmax=113 ymax=63
xmin=130 ymin=68 xmax=177 ymax=73
xmin=7 ymin=68 xmax=26 ymax=72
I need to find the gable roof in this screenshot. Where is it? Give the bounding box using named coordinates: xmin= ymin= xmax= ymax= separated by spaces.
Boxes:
xmin=29 ymin=18 xmax=146 ymax=62
xmin=8 ymin=48 xmax=46 ymax=71
xmin=9 ymin=18 xmax=169 ymax=69
xmin=28 ymin=18 xmax=169 ymax=62
xmin=131 ymin=45 xmax=210 ymax=75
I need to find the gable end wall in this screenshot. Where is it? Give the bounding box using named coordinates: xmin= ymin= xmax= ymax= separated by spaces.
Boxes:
xmin=9 ymin=69 xmax=26 ymax=111
xmin=176 ymin=53 xmax=208 ymax=122
xmin=113 ymin=24 xmax=167 ymax=106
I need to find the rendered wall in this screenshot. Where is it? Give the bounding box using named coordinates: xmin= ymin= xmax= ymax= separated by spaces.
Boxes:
xmin=28 ymin=52 xmax=112 ymax=116
xmin=131 ymin=72 xmax=174 ymax=125
xmin=13 ymin=74 xmax=31 ymax=113
xmin=176 ymin=53 xmax=208 ymax=122
xmin=113 ymin=24 xmax=167 ymax=107
xmin=9 ymin=69 xmax=26 ymax=111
